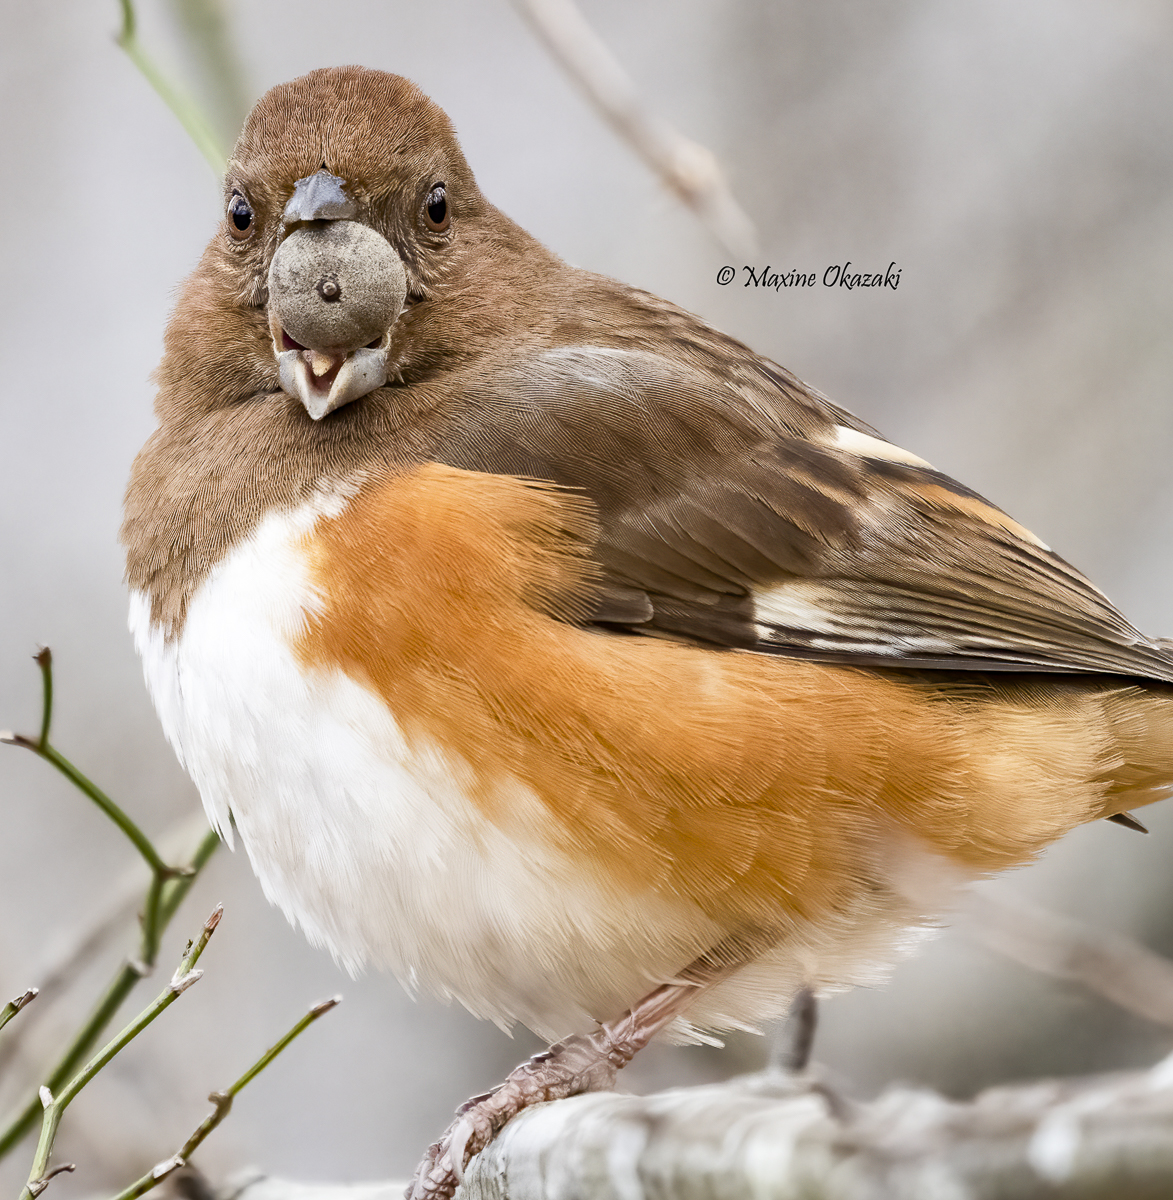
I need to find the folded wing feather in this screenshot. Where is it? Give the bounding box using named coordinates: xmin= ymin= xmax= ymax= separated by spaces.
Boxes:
xmin=434 ymin=343 xmax=1173 ymax=684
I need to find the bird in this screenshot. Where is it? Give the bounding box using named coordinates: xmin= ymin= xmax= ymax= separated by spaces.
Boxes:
xmin=122 ymin=66 xmax=1173 ymax=1198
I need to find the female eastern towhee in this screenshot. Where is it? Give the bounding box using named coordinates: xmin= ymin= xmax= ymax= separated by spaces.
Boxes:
xmin=122 ymin=67 xmax=1173 ymax=1199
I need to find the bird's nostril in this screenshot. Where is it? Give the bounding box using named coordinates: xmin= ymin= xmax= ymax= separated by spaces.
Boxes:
xmin=317 ymin=274 xmax=342 ymax=303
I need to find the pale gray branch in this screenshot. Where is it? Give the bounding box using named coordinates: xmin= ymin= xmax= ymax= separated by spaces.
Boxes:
xmin=510 ymin=0 xmax=757 ymax=259
xmin=221 ymin=1054 xmax=1173 ymax=1200
xmin=964 ymin=885 xmax=1173 ymax=1030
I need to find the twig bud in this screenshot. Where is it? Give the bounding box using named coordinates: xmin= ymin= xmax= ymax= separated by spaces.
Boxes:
xmin=169 ymin=969 xmax=204 ymax=995
xmin=151 ymin=1154 xmax=185 ymax=1179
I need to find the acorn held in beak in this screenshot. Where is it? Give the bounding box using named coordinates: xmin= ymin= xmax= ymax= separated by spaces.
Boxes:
xmin=268 ymin=171 xmax=407 ymax=419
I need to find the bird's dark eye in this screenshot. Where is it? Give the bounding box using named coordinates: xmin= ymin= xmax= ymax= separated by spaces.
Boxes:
xmin=423 ymin=184 xmax=449 ymax=233
xmin=227 ymin=192 xmax=255 ymax=240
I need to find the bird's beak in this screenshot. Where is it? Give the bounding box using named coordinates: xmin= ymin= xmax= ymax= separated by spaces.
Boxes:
xmin=267 ymin=171 xmax=408 ymax=420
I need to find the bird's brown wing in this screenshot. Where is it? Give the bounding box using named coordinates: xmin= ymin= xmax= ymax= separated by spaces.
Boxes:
xmin=433 ymin=343 xmax=1173 ymax=683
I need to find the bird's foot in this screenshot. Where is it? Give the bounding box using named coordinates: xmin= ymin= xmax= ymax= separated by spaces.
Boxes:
xmin=405 ymin=1027 xmax=625 ymax=1200
xmin=406 ymin=978 xmax=695 ymax=1200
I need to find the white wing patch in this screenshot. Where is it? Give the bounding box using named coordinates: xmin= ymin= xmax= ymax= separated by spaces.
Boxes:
xmin=830 ymin=425 xmax=934 ymax=468
xmin=828 ymin=426 xmax=1052 ymax=551
xmin=754 ymin=579 xmax=955 ymax=657
xmin=754 ymin=581 xmax=845 ymax=637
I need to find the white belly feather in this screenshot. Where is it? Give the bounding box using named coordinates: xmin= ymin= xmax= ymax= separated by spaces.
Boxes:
xmin=130 ymin=495 xmax=938 ymax=1041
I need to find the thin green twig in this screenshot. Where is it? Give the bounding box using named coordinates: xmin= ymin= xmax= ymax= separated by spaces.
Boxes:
xmin=115 ymin=0 xmax=227 ymax=176
xmin=31 ymin=742 xmax=175 ymax=877
xmin=166 ymin=0 xmax=251 ymax=150
xmin=34 ymin=648 xmax=52 ymax=750
xmin=0 ymin=653 xmax=222 ymax=1159
xmin=20 ymin=908 xmax=223 ymax=1200
xmin=0 ymin=828 xmax=221 ymax=1159
xmin=0 ymin=967 xmax=148 ymax=1162
xmin=109 ymin=997 xmax=342 ymax=1200
xmin=140 ymin=874 xmax=166 ymax=972
xmin=3 ymin=653 xmax=183 ymax=879
xmin=0 ymin=991 xmax=39 ymax=1038
xmin=160 ymin=829 xmax=221 ymax=928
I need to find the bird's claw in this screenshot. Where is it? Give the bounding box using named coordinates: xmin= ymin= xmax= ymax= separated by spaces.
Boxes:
xmin=446 ymin=1116 xmax=475 ymax=1184
xmin=404 ymin=1031 xmax=623 ymax=1200
xmin=404 ymin=1104 xmax=494 ymax=1200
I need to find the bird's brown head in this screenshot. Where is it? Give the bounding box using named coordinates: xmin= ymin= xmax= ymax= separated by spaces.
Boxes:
xmin=161 ymin=66 xmax=538 ymax=424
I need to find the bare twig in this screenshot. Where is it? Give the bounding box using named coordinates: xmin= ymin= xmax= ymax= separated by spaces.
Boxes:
xmin=1 ymin=653 xmax=220 ymax=1159
xmin=4 ymin=651 xmax=326 ymax=1200
xmin=109 ymin=997 xmax=342 ymax=1200
xmin=964 ymin=886 xmax=1173 ymax=1030
xmin=0 ymin=992 xmax=39 ymax=1038
xmin=0 ymin=828 xmax=219 ymax=1158
xmin=19 ymin=908 xmax=223 ymax=1200
xmin=12 ymin=733 xmax=175 ymax=874
xmin=0 ymin=814 xmax=217 ymax=1084
xmin=164 ymin=0 xmax=251 ymax=150
xmin=31 ymin=1163 xmax=76 ymax=1195
xmin=34 ymin=647 xmax=52 ymax=750
xmin=3 ymin=651 xmax=179 ymax=879
xmin=510 ymin=0 xmax=757 ymax=259
xmin=115 ymin=0 xmax=227 ymax=175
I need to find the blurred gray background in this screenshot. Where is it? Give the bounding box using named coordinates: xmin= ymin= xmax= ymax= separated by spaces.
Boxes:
xmin=3 ymin=0 xmax=1173 ymax=1192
